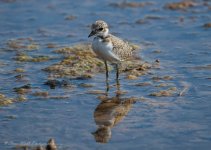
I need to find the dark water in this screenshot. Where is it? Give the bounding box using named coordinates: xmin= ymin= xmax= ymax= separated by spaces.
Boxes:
xmin=0 ymin=0 xmax=211 ymax=149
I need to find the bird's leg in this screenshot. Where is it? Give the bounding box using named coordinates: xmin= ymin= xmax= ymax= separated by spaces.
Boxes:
xmin=116 ymin=63 xmax=119 ymax=80
xmin=105 ymin=78 xmax=109 ymax=96
xmin=115 ymin=73 xmax=121 ymax=99
xmin=104 ymin=61 xmax=109 ymax=96
xmin=115 ymin=64 xmax=120 ymax=97
xmin=104 ymin=61 xmax=109 ymax=79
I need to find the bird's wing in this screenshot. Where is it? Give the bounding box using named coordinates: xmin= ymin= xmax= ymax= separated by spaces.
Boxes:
xmin=110 ymin=35 xmax=133 ymax=61
xmin=108 ymin=49 xmax=121 ymax=61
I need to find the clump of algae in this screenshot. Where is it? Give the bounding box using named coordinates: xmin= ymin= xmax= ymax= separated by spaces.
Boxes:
xmin=0 ymin=94 xmax=13 ymax=106
xmin=109 ymin=1 xmax=154 ymax=8
xmin=14 ymin=53 xmax=50 ymax=62
xmin=203 ymin=23 xmax=211 ymax=28
xmin=7 ymin=38 xmax=39 ymax=51
xmin=164 ymin=0 xmax=197 ymax=10
xmin=13 ymin=84 xmax=31 ymax=94
xmin=44 ymin=43 xmax=150 ymax=79
xmin=14 ymin=68 xmax=25 ymax=73
xmin=6 ymin=38 xmax=51 ymax=63
xmin=44 ymin=43 xmax=104 ymax=78
xmin=122 ymin=61 xmax=151 ymax=80
xmin=149 ymin=87 xmax=178 ymax=97
xmin=151 ymin=75 xmax=173 ymax=81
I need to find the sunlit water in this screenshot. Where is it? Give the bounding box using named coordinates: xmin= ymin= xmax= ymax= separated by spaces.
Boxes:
xmin=0 ymin=0 xmax=211 ymax=149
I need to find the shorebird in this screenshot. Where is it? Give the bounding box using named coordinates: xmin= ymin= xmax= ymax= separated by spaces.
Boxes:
xmin=88 ymin=20 xmax=133 ymax=80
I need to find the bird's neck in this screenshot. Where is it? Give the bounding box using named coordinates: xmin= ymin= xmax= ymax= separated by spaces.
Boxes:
xmin=98 ymin=28 xmax=109 ymax=39
xmin=97 ymin=35 xmax=108 ymax=39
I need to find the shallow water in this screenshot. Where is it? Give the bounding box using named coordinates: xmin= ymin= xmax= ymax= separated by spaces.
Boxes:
xmin=0 ymin=0 xmax=211 ymax=149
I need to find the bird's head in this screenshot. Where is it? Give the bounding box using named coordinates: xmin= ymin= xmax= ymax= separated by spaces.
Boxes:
xmin=88 ymin=20 xmax=109 ymax=38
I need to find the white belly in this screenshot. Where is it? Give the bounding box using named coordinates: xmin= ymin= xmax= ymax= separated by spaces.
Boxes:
xmin=92 ymin=37 xmax=120 ymax=62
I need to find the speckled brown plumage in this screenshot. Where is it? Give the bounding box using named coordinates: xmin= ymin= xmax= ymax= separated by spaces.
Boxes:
xmin=106 ymin=34 xmax=133 ymax=61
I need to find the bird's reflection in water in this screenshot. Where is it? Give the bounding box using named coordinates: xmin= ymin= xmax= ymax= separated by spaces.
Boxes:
xmin=92 ymin=79 xmax=136 ymax=143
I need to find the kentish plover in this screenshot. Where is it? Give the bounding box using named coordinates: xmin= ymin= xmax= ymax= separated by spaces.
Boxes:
xmin=88 ymin=20 xmax=133 ymax=80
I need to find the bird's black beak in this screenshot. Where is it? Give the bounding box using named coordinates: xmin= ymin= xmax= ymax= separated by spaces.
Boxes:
xmin=88 ymin=31 xmax=96 ymax=38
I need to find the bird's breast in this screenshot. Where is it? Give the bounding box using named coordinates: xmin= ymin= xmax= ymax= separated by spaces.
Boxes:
xmin=92 ymin=37 xmax=120 ymax=62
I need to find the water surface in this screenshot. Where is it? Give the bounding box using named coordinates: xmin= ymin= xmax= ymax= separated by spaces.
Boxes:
xmin=0 ymin=0 xmax=211 ymax=149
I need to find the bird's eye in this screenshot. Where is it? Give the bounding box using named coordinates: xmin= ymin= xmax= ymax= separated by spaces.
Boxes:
xmin=99 ymin=28 xmax=103 ymax=31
